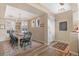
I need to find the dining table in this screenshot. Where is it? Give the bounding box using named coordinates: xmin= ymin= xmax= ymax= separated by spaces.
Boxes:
xmin=16 ymin=32 xmax=25 ymax=46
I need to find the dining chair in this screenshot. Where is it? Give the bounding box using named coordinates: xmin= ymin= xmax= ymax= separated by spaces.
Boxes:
xmin=20 ymin=32 xmax=32 ymax=48
xmin=7 ymin=30 xmax=18 ymax=47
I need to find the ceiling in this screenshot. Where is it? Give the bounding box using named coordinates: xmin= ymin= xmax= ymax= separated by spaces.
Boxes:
xmin=40 ymin=3 xmax=78 ymax=14
xmin=4 ymin=5 xmax=39 ymax=20
xmin=3 ymin=3 xmax=78 ymax=20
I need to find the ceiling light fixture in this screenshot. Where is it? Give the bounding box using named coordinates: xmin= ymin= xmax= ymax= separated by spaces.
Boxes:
xmin=60 ymin=3 xmax=64 ymax=6
xmin=58 ymin=3 xmax=65 ymax=12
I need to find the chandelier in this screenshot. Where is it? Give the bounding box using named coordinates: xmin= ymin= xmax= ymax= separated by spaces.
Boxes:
xmin=58 ymin=3 xmax=65 ymax=12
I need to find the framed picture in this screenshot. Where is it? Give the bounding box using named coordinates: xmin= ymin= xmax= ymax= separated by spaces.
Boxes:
xmin=59 ymin=21 xmax=67 ymax=31
xmin=35 ymin=18 xmax=40 ymax=27
xmin=31 ymin=18 xmax=40 ymax=28
xmin=31 ymin=20 xmax=36 ymax=27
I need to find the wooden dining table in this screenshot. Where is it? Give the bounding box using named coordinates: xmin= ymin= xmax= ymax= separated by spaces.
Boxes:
xmin=16 ymin=33 xmax=24 ymax=46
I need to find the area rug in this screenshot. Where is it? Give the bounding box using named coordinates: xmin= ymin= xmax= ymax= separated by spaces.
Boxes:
xmin=52 ymin=41 xmax=68 ymax=51
xmin=2 ymin=41 xmax=43 ymax=56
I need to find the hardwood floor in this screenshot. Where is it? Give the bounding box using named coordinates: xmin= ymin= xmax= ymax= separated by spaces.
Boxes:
xmin=0 ymin=42 xmax=4 ymax=56
xmin=21 ymin=41 xmax=77 ymax=56
xmin=0 ymin=40 xmax=44 ymax=56
xmin=0 ymin=40 xmax=77 ymax=56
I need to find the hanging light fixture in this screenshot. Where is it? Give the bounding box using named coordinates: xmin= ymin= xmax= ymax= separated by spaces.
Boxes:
xmin=58 ymin=3 xmax=65 ymax=12
xmin=60 ymin=3 xmax=64 ymax=5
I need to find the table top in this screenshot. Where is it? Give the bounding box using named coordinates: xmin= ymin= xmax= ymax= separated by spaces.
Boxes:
xmin=16 ymin=33 xmax=24 ymax=36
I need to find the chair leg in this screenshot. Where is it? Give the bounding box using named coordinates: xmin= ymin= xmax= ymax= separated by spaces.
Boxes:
xmin=20 ymin=42 xmax=23 ymax=48
xmin=20 ymin=39 xmax=23 ymax=48
xmin=30 ymin=41 xmax=32 ymax=48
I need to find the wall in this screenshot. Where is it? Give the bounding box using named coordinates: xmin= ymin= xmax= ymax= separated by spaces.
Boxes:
xmin=55 ymin=11 xmax=78 ymax=53
xmin=55 ymin=11 xmax=72 ymax=43
xmin=0 ymin=4 xmax=6 ymax=18
xmin=28 ymin=15 xmax=48 ymax=44
xmin=72 ymin=10 xmax=79 ymax=54
xmin=48 ymin=16 xmax=55 ymax=44
xmin=0 ymin=4 xmax=7 ymax=41
xmin=78 ymin=4 xmax=79 ymax=55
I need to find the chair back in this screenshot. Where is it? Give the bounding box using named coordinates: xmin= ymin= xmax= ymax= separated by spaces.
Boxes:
xmin=23 ymin=32 xmax=32 ymax=40
xmin=9 ymin=32 xmax=18 ymax=42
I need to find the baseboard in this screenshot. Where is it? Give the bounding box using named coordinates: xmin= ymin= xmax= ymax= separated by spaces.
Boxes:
xmin=49 ymin=40 xmax=57 ymax=44
xmin=32 ymin=39 xmax=47 ymax=45
xmin=0 ymin=39 xmax=10 ymax=44
xmin=70 ymin=51 xmax=78 ymax=56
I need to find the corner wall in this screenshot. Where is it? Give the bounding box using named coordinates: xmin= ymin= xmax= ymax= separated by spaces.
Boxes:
xmin=28 ymin=15 xmax=48 ymax=44
xmin=55 ymin=11 xmax=78 ymax=53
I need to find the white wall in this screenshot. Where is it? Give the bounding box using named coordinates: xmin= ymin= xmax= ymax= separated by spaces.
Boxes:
xmin=71 ymin=4 xmax=79 ymax=53
xmin=70 ymin=3 xmax=79 ymax=53
xmin=78 ymin=4 xmax=79 ymax=55
xmin=73 ymin=11 xmax=79 ymax=25
xmin=48 ymin=16 xmax=55 ymax=44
